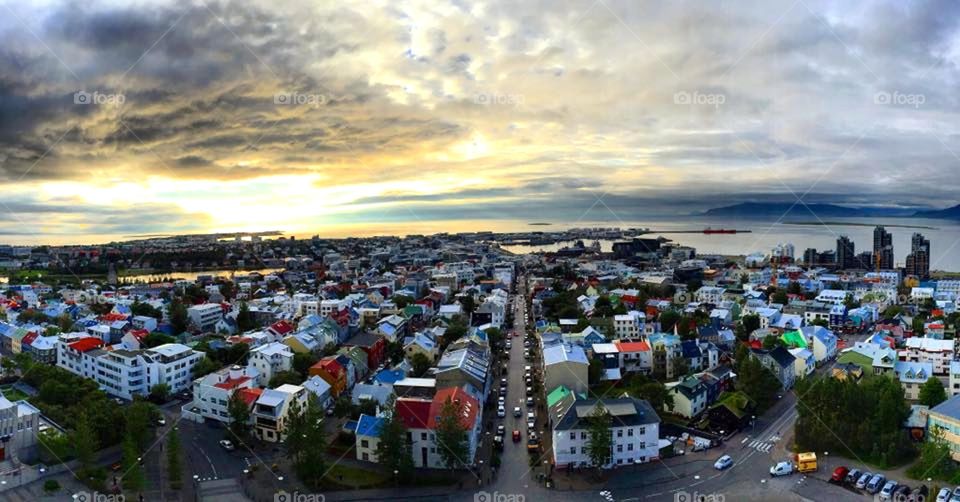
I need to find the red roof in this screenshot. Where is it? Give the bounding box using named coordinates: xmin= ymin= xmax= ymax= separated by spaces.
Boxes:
xmin=214 ymin=375 xmax=252 ymax=390
xmin=100 ymin=313 xmax=128 ymax=322
xmin=21 ymin=331 xmax=39 ymax=346
xmin=68 ymin=337 xmax=104 ymax=352
xmin=614 ymin=340 xmax=650 ymax=352
xmin=313 ymin=358 xmax=344 ymax=376
xmin=127 ymin=329 xmax=149 ymax=342
xmin=238 ymin=388 xmax=263 ymax=407
xmin=397 ymin=397 xmax=433 ymax=429
xmin=269 ymin=320 xmax=294 ymax=335
xmin=427 ymin=387 xmax=479 ymax=430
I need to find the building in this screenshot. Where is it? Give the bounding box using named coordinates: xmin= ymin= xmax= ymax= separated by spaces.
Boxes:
xmin=951 ymin=362 xmax=960 ymax=397
xmin=751 ymin=347 xmax=797 ymax=390
xmin=893 ymin=361 xmax=934 ymax=401
xmin=187 ymin=303 xmax=223 ymax=331
xmin=873 ymin=226 xmax=894 ymax=270
xmin=253 ymin=384 xmax=308 ymax=442
xmin=543 ymin=343 xmax=589 ymax=394
xmin=666 ymin=376 xmax=708 ymax=419
xmin=354 ymin=414 xmax=385 ymax=462
xmin=552 ymin=397 xmax=660 ymax=468
xmin=926 ymin=394 xmax=960 ymax=461
xmin=906 ymin=233 xmax=931 ymax=279
xmin=397 ymin=386 xmax=481 ymax=468
xmin=904 ymin=337 xmax=954 ymax=375
xmin=836 ymin=236 xmax=855 ymax=270
xmin=0 ymin=392 xmax=40 ymax=463
xmin=247 ymin=342 xmax=295 ymax=386
xmin=57 ymin=339 xmax=204 ymax=400
xmin=191 ymin=365 xmax=260 ymax=423
xmin=613 ymin=311 xmax=645 ymax=340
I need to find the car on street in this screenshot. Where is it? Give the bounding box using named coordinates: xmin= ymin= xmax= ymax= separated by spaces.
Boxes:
xmin=501 ymin=378 xmax=508 ymax=386
xmin=497 ymin=425 xmax=505 ymax=436
xmin=844 ymin=468 xmax=861 ymax=485
xmin=830 ymin=466 xmax=849 ymax=483
xmin=866 ymin=474 xmax=887 ymax=494
xmin=713 ymin=455 xmax=733 ymax=470
xmin=526 ymin=386 xmax=533 ymax=396
xmin=936 ymin=487 xmax=951 ymax=502
xmin=514 ymin=407 xmax=522 ymax=417
xmin=505 ymin=342 xmax=512 ymax=349
xmin=526 ymin=397 xmax=534 ymax=407
xmin=219 ymin=439 xmax=235 ymax=451
xmin=525 ymin=365 xmax=532 ymax=372
xmin=156 ymin=417 xmax=167 ymax=426
xmin=493 ymin=435 xmax=504 ymax=451
xmin=879 ymin=480 xmax=898 ymax=500
xmin=909 ymin=485 xmax=928 ymax=501
xmin=856 ymin=472 xmax=874 ymax=490
xmin=497 ymin=405 xmax=506 ymax=418
xmin=769 ymin=461 xmax=793 ymax=477
xmin=512 ymin=430 xmax=521 ymax=442
xmin=950 ymin=486 xmax=960 ymax=502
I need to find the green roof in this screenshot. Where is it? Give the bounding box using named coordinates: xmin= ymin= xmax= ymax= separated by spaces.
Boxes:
xmin=547 ymin=385 xmax=572 ymax=408
xmin=709 ymin=391 xmax=754 ymax=418
xmin=780 ymin=330 xmax=807 ymax=348
xmin=836 ymin=351 xmax=873 ymax=372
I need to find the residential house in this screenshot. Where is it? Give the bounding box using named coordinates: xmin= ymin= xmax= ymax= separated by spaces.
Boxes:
xmin=191 ymin=365 xmax=260 ymax=424
xmin=253 ymin=384 xmax=308 ymax=442
xmin=247 ymin=342 xmax=295 ymax=387
xmin=894 ymin=361 xmax=934 ymax=401
xmin=354 ymin=414 xmax=385 ymax=462
xmin=904 ymin=337 xmax=954 ymax=375
xmin=552 ymin=397 xmax=660 ymax=468
xmin=926 ymin=394 xmax=960 ymax=460
xmin=751 ymin=347 xmax=797 ymax=389
xmin=666 ymin=375 xmax=708 ymax=419
xmin=543 ymin=343 xmax=590 ymax=394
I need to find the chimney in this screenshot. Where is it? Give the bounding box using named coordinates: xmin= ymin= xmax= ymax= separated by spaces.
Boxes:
xmin=229 ymin=365 xmax=242 ymax=380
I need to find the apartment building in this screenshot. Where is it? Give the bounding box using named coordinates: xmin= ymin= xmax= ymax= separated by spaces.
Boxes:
xmin=552 ymin=397 xmax=660 ymax=468
xmin=192 ymin=365 xmax=260 ymax=423
xmin=247 ymin=342 xmax=295 ymax=386
xmin=187 ymin=303 xmax=223 ymax=331
xmin=904 ymin=337 xmax=954 ymax=375
xmin=253 ymin=384 xmax=309 ymax=442
xmin=613 ymin=311 xmax=645 ymax=339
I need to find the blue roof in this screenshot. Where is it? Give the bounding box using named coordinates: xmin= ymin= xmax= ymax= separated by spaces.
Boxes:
xmin=680 ymin=340 xmax=702 ymax=359
xmin=374 ymin=368 xmax=405 ymax=385
xmin=355 ymin=414 xmax=384 ymax=437
xmin=931 ymin=393 xmax=960 ymax=419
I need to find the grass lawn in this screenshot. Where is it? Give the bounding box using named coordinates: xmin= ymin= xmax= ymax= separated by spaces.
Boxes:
xmin=324 ymin=464 xmax=389 ymax=488
xmin=0 ymin=386 xmax=29 ymax=402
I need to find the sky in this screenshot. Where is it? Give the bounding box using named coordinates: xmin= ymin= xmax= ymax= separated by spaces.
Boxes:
xmin=1 ymin=0 xmax=960 ymax=244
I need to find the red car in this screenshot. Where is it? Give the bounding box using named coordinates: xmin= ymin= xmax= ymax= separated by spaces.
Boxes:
xmin=512 ymin=430 xmax=521 ymax=442
xmin=830 ymin=466 xmax=849 ymax=483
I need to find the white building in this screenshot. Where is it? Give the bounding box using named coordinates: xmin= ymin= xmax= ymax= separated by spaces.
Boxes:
xmin=0 ymin=393 xmax=40 ymax=463
xmin=187 ymin=303 xmax=223 ymax=331
xmin=613 ymin=311 xmax=645 ymax=339
xmin=950 ymin=361 xmax=960 ymax=396
xmin=552 ymin=397 xmax=660 ymax=468
xmin=253 ymin=384 xmax=309 ymax=442
xmin=247 ymin=342 xmax=295 ymax=387
xmin=904 ymin=337 xmax=954 ymax=375
xmin=191 ymin=365 xmax=260 ymax=423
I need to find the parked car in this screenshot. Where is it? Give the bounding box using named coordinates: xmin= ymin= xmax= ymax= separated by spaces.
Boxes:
xmin=900 ymin=484 xmax=920 ymax=501
xmin=879 ymin=480 xmax=898 ymax=500
xmin=156 ymin=417 xmax=167 ymax=426
xmin=769 ymin=461 xmax=793 ymax=477
xmin=526 ymin=397 xmax=534 ymax=407
xmin=856 ymin=472 xmax=874 ymax=490
xmin=514 ymin=407 xmax=522 ymax=417
xmin=512 ymin=430 xmax=521 ymax=442
xmin=714 ymin=455 xmax=733 ymax=470
xmin=936 ymin=487 xmax=951 ymax=502
xmin=497 ymin=425 xmax=505 ymax=436
xmin=497 ymin=405 xmax=506 ymax=418
xmin=866 ymin=474 xmax=887 ymax=494
xmin=830 ymin=466 xmax=849 ymax=483
xmin=950 ymin=486 xmax=960 ymax=502
xmin=844 ymin=468 xmax=862 ymax=485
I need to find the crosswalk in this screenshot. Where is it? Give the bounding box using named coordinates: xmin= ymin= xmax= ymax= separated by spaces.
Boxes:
xmin=746 ymin=434 xmax=781 ymax=453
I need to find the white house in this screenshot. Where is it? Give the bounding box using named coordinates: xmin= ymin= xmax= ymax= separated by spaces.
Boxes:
xmin=613 ymin=311 xmax=645 ymax=340
xmin=552 ymin=397 xmax=660 ymax=468
xmin=247 ymin=342 xmax=295 ymax=386
xmin=253 ymin=384 xmax=309 ymax=442
xmin=543 ymin=343 xmax=590 ymax=394
xmin=191 ymin=365 xmax=260 ymax=423
xmin=904 ymin=337 xmax=954 ymax=375
xmin=187 ymin=303 xmax=223 ymax=331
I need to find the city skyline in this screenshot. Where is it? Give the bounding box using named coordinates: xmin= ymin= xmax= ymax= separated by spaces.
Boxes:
xmin=1 ymin=1 xmax=960 ymax=242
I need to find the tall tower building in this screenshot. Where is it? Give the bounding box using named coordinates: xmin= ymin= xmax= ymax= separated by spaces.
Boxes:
xmin=906 ymin=232 xmax=931 ymax=278
xmin=836 ymin=236 xmax=855 ymax=270
xmin=873 ymin=226 xmax=894 ymax=270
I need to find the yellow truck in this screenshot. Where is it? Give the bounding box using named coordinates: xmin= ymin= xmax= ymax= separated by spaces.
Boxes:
xmin=795 ymin=452 xmax=817 ymax=473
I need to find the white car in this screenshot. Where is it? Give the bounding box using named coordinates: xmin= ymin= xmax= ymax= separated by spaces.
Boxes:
xmin=936 ymin=487 xmax=951 ymax=502
xmin=219 ymin=439 xmax=235 ymax=451
xmin=714 ymin=455 xmax=733 ymax=470
xmin=513 ymin=407 xmax=522 ymax=417
xmin=769 ymin=461 xmax=793 ymax=477
xmin=497 ymin=405 xmax=506 ymax=418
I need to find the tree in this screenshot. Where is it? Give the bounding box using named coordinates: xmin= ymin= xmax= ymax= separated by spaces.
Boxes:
xmin=586 ymin=403 xmax=613 ymax=470
xmin=293 ymin=400 xmax=327 ymax=488
xmin=121 ymin=430 xmax=145 ymax=492
xmin=411 ymin=352 xmax=432 ymax=377
xmin=144 ymin=333 xmax=176 ymax=348
xmin=227 ymin=389 xmax=252 ymax=441
xmin=72 ymin=412 xmax=98 ymax=476
xmin=811 ymin=318 xmax=829 ymax=328
xmin=588 ymin=358 xmax=603 ymax=386
xmin=919 ymin=377 xmax=948 ymax=407
xmin=268 ymin=370 xmax=304 ymax=388
xmin=236 ymin=302 xmax=256 ymax=332
xmin=191 ymin=356 xmax=220 ymax=378
xmin=392 ymin=294 xmax=414 ymax=309
xmin=167 ymin=426 xmax=182 ymax=489
xmin=435 ymin=397 xmax=469 ymax=469
xmin=125 ymin=399 xmax=155 ymax=451
xmin=669 ymin=355 xmax=690 ymax=378
xmin=737 ymin=314 xmax=761 ymax=341
xmin=735 ymin=354 xmax=781 ymax=412
xmin=459 ymin=295 xmax=476 ymax=315
xmin=169 ymin=297 xmax=189 ymax=334
xmin=629 ymin=377 xmax=674 ymax=411
xmin=149 ymin=383 xmax=171 ymax=403
xmin=787 ymin=281 xmax=803 ymax=295
xmin=376 ymin=397 xmax=414 ymax=480
xmin=772 ymin=290 xmax=789 ymax=305
xmin=907 ymin=425 xmax=957 ymax=481
xmin=762 ymin=336 xmax=785 ymax=350
xmin=57 ymin=313 xmax=75 ymax=332
xmin=293 ymin=352 xmax=319 ymax=379
xmin=659 ymin=310 xmax=681 ymax=331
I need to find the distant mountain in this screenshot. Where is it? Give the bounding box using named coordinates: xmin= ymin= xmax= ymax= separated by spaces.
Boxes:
xmin=702 ymin=202 xmax=916 ymax=218
xmin=913 ymin=204 xmax=960 ymax=219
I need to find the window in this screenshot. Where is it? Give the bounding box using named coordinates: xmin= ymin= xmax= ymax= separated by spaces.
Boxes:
xmin=581 ymin=431 xmax=587 ymax=440
xmin=570 ymin=432 xmax=576 ymax=440
xmin=616 ymin=444 xmax=623 ymax=453
xmin=617 ymin=430 xmax=623 ymax=438
xmin=627 ymin=428 xmax=634 ymax=437
xmin=361 ymin=440 xmax=369 ymax=448
xmin=570 ymin=447 xmax=576 ymax=454
xmin=421 ymin=432 xmax=427 ymax=440
xmin=627 ymin=443 xmax=633 ymax=451
xmin=639 ymin=442 xmax=646 ymax=449
xmin=638 ymin=427 xmax=646 ymax=435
